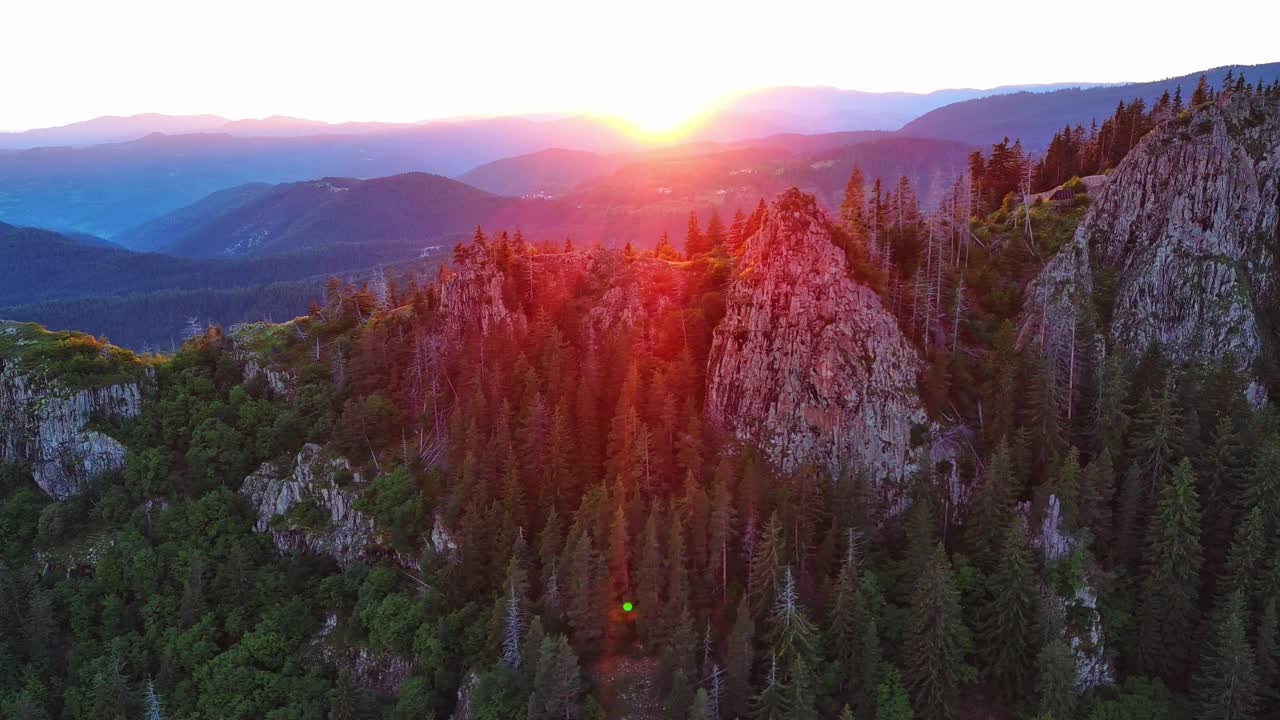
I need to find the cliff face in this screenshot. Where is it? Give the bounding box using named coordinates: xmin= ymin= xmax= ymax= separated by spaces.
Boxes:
xmin=1024 ymin=93 xmax=1280 ymax=402
xmin=240 ymin=443 xmax=409 ymax=568
xmin=705 ymin=189 xmax=927 ymax=502
xmin=0 ymin=323 xmax=146 ymax=499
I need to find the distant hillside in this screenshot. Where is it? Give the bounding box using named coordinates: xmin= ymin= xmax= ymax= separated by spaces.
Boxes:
xmin=900 ymin=62 xmax=1280 ymax=147
xmin=0 ymin=117 xmax=642 ymax=238
xmin=567 ymin=136 xmax=974 ymax=215
xmin=457 ymin=149 xmax=625 ymax=197
xmin=697 ymin=82 xmax=1107 ymax=139
xmin=116 ymin=182 xmax=276 ymax=252
xmin=122 ymin=173 xmax=518 ymax=258
xmin=123 ymin=134 xmax=973 ymax=260
xmin=0 ymin=222 xmax=418 ymax=306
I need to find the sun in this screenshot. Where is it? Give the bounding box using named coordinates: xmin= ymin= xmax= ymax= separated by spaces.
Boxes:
xmin=599 ymin=98 xmax=715 ymax=143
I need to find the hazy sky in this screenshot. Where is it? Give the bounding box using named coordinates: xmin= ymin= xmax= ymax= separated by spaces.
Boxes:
xmin=4 ymin=0 xmax=1279 ymax=133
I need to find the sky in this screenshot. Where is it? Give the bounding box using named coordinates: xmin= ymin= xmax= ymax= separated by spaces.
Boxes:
xmin=4 ymin=0 xmax=1280 ymax=134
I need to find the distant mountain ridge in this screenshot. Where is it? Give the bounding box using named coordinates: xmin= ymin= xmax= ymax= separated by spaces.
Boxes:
xmin=0 ymin=81 xmax=1105 ymax=151
xmin=900 ymin=62 xmax=1280 ymax=147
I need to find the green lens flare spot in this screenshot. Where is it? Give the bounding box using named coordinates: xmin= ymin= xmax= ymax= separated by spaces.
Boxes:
xmin=622 ymin=601 xmax=634 ymax=613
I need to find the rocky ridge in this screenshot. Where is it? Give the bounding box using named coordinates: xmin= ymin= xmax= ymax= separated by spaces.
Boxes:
xmin=1024 ymin=92 xmax=1280 ymax=402
xmin=239 ymin=443 xmax=409 ymax=568
xmin=704 ymin=189 xmax=928 ymax=506
xmin=0 ymin=322 xmax=147 ymax=499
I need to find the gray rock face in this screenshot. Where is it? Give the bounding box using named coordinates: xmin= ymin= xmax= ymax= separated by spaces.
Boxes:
xmin=239 ymin=444 xmax=406 ymax=568
xmin=1024 ymin=93 xmax=1280 ymax=403
xmin=705 ymin=188 xmax=927 ymax=504
xmin=440 ymin=241 xmax=521 ymax=340
xmin=1022 ymin=495 xmax=1114 ymax=689
xmin=0 ymin=358 xmax=144 ymax=499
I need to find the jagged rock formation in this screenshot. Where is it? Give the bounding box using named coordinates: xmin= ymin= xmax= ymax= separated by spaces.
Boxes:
xmin=1022 ymin=495 xmax=1114 ymax=689
xmin=240 ymin=443 xmax=409 ymax=568
xmin=1024 ymin=92 xmax=1280 ymax=403
xmin=0 ymin=323 xmax=146 ymax=499
xmin=439 ymin=241 xmax=522 ymax=340
xmin=705 ymin=188 xmax=928 ymax=503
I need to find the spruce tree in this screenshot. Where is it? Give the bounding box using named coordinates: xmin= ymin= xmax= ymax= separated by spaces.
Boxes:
xmin=1240 ymin=436 xmax=1280 ymax=537
xmin=1222 ymin=506 xmax=1266 ymax=603
xmin=1081 ymin=448 xmax=1116 ymax=547
xmin=1257 ymin=599 xmax=1280 ymax=717
xmin=636 ymin=503 xmax=665 ymax=646
xmin=685 ymin=211 xmax=706 ymax=257
xmin=1193 ymin=591 xmax=1258 ymax=720
xmin=1137 ymin=458 xmax=1203 ymax=685
xmin=749 ymin=654 xmax=791 ymax=720
xmin=903 ymin=544 xmax=969 ymax=720
xmin=1036 ymin=608 xmax=1077 ymax=720
xmin=1130 ymin=379 xmax=1183 ymax=490
xmin=876 ymin=667 xmax=914 ymax=720
xmin=768 ymin=566 xmax=817 ymax=667
xmin=965 ymin=440 xmax=1015 ymax=569
xmin=725 ymin=596 xmax=756 ymax=720
xmin=749 ymin=512 xmax=785 ymax=617
xmin=979 ymin=520 xmax=1039 ymax=703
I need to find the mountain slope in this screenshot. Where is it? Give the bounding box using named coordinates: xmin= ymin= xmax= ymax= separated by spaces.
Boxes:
xmin=457 ymin=149 xmax=625 ymax=197
xmin=699 ymin=82 xmax=1107 ymax=138
xmin=0 ymin=222 xmax=416 ymax=306
xmin=901 ymin=62 xmax=1280 ymax=147
xmin=1023 ymin=90 xmax=1280 ymax=402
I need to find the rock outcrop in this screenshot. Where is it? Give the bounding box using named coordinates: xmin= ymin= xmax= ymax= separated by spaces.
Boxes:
xmin=310 ymin=611 xmax=414 ymax=695
xmin=229 ymin=322 xmax=298 ymax=397
xmin=705 ymin=189 xmax=928 ymax=504
xmin=439 ymin=241 xmax=521 ymax=340
xmin=239 ymin=444 xmax=408 ymax=568
xmin=1023 ymin=495 xmax=1114 ymax=689
xmin=0 ymin=323 xmax=146 ymax=499
xmin=1024 ymin=92 xmax=1280 ymax=403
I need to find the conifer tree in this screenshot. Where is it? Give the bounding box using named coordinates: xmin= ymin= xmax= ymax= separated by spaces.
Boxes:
xmin=1257 ymin=599 xmax=1280 ymax=716
xmin=1050 ymin=447 xmax=1083 ymax=526
xmin=1035 ymin=608 xmax=1078 ymax=720
xmin=667 ymin=510 xmax=691 ymax=618
xmin=979 ymin=520 xmax=1039 ymax=703
xmin=565 ymin=524 xmax=604 ymax=646
xmin=1193 ymin=591 xmax=1258 ymax=720
xmin=749 ymin=654 xmax=791 ymax=720
xmin=1222 ymin=506 xmax=1266 ymax=603
xmin=1080 ymin=447 xmax=1116 ymax=546
xmin=840 ymin=166 xmax=869 ymax=242
xmin=965 ymin=440 xmax=1015 ymax=568
xmin=877 ymin=667 xmax=914 ymax=720
xmin=782 ymin=655 xmax=819 ymax=720
xmin=1131 ymin=378 xmax=1183 ymax=489
xmin=690 ymin=688 xmax=712 ymax=720
xmin=749 ymin=512 xmax=785 ymax=617
xmin=858 ymin=604 xmax=883 ymax=718
xmin=1240 ymin=436 xmax=1280 ymax=537
xmin=706 ymin=477 xmax=735 ymax=599
xmin=1137 ymin=458 xmax=1203 ymax=685
xmin=705 ymin=210 xmax=727 ymax=252
xmin=685 ymin=212 xmax=707 ymax=257
xmin=729 ymin=209 xmax=748 ymax=255
xmin=767 ymin=566 xmax=817 ymax=666
xmin=725 ymin=596 xmax=756 ymax=720
xmin=904 ymin=544 xmax=969 ymax=720
xmin=636 ymin=503 xmax=665 ymax=645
